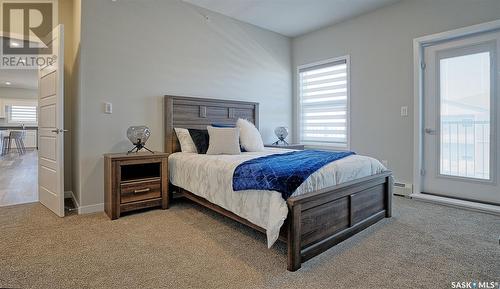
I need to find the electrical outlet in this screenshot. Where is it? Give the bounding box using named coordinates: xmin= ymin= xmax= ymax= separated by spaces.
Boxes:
xmin=400 ymin=106 xmax=408 ymax=117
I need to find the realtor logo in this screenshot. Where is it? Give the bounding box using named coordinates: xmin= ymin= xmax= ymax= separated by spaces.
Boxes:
xmin=2 ymin=2 xmax=53 ymax=55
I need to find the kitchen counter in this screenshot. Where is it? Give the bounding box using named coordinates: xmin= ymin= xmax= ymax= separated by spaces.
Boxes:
xmin=0 ymin=126 xmax=38 ymax=130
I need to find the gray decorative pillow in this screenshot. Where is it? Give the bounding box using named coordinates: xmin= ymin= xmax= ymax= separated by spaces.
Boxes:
xmin=206 ymin=126 xmax=241 ymax=155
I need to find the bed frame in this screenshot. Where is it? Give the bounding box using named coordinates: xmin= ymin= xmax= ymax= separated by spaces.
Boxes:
xmin=164 ymin=95 xmax=393 ymax=271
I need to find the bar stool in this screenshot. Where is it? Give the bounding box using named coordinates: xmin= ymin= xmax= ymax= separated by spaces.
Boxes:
xmin=2 ymin=131 xmax=26 ymax=155
xmin=12 ymin=131 xmax=26 ymax=155
xmin=0 ymin=131 xmax=8 ymax=156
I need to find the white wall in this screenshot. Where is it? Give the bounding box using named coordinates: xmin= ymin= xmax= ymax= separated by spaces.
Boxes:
xmin=76 ymin=0 xmax=291 ymax=208
xmin=292 ymin=0 xmax=500 ymax=184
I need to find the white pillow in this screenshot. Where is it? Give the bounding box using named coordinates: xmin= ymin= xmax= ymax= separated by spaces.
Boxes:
xmin=174 ymin=128 xmax=197 ymax=153
xmin=206 ymin=126 xmax=241 ymax=155
xmin=207 ymin=126 xmax=241 ymax=155
xmin=236 ymin=118 xmax=264 ymax=152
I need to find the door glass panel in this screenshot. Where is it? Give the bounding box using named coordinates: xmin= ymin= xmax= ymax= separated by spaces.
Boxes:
xmin=440 ymin=52 xmax=490 ymax=179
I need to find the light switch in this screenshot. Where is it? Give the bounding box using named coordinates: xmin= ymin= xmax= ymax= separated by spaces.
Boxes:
xmin=104 ymin=102 xmax=112 ymax=114
xmin=400 ymin=106 xmax=408 ymax=117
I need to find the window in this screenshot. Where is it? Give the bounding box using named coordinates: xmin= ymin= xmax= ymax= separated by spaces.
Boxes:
xmin=439 ymin=51 xmax=491 ymax=180
xmin=8 ymin=105 xmax=38 ymax=124
xmin=298 ymin=56 xmax=349 ymax=148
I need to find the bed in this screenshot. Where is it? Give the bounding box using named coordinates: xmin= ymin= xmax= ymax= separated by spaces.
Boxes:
xmin=164 ymin=95 xmax=393 ymax=271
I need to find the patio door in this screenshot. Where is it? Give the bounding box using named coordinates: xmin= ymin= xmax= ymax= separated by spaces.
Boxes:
xmin=422 ymin=30 xmax=500 ymax=205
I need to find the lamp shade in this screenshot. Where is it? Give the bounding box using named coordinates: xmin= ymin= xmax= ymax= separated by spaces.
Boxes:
xmin=274 ymin=126 xmax=289 ymax=141
xmin=126 ymin=126 xmax=151 ymax=145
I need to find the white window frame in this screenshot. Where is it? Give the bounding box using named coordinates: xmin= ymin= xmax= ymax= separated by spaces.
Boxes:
xmin=296 ymin=55 xmax=351 ymax=150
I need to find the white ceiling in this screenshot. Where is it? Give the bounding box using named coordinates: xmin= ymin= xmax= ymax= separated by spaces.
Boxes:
xmin=0 ymin=69 xmax=38 ymax=90
xmin=183 ymin=0 xmax=401 ymax=37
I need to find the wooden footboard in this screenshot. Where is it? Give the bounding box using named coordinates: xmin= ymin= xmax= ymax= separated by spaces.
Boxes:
xmin=286 ymin=171 xmax=393 ymax=271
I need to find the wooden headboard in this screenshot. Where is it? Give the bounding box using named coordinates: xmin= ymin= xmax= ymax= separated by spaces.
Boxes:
xmin=164 ymin=95 xmax=259 ymax=154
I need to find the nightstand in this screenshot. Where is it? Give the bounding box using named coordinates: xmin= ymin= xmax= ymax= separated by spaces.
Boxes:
xmin=104 ymin=152 xmax=169 ymax=220
xmin=265 ymin=144 xmax=305 ymax=150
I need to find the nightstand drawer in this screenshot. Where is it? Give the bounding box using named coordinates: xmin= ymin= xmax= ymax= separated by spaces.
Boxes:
xmin=120 ymin=179 xmax=161 ymax=204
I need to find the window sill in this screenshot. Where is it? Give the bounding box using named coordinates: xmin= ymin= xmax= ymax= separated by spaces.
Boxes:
xmin=303 ymin=143 xmax=350 ymax=151
xmin=6 ymin=122 xmax=38 ymax=126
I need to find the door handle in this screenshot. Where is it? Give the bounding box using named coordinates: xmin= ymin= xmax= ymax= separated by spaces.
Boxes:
xmin=51 ymin=129 xmax=69 ymax=134
xmin=424 ymin=128 xmax=436 ymax=135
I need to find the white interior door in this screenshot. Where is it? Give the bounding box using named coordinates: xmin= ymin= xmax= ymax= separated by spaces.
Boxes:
xmin=422 ymin=30 xmax=500 ymax=205
xmin=38 ymin=25 xmax=65 ymax=217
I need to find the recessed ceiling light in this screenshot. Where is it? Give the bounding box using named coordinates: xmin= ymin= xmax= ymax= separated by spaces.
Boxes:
xmin=10 ymin=42 xmax=20 ymax=47
xmin=5 ymin=81 xmax=11 ymax=85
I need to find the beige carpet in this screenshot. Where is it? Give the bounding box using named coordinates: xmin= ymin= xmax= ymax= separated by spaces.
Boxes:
xmin=1 ymin=197 xmax=499 ymax=289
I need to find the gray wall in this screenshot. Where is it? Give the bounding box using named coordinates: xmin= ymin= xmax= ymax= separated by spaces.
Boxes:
xmin=76 ymin=0 xmax=291 ymax=208
xmin=292 ymin=0 xmax=500 ymax=183
xmin=70 ymin=0 xmax=82 ymax=205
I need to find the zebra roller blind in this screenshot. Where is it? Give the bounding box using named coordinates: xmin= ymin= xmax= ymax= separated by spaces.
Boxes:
xmin=10 ymin=105 xmax=37 ymax=123
xmin=299 ymin=58 xmax=349 ymax=147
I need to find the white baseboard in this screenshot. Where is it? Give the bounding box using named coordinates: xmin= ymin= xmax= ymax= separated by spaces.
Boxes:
xmin=78 ymin=203 xmax=104 ymax=214
xmin=64 ymin=191 xmax=103 ymax=215
xmin=411 ymin=193 xmax=500 ymax=216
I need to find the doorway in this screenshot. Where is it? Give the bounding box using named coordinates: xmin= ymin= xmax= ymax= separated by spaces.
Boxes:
xmin=0 ymin=59 xmax=39 ymax=207
xmin=420 ymin=29 xmax=500 ymax=205
xmin=0 ymin=26 xmax=67 ymax=216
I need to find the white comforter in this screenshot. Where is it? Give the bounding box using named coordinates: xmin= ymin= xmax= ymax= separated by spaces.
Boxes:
xmin=168 ymin=148 xmax=386 ymax=247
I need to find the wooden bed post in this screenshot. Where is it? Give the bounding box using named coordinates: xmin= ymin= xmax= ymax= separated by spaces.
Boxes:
xmin=385 ymin=176 xmax=394 ymax=218
xmin=287 ymin=203 xmax=302 ymax=271
xmin=164 ymin=96 xmax=174 ymax=154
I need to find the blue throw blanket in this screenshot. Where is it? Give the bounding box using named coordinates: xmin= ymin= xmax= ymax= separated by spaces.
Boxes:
xmin=233 ymin=150 xmax=355 ymax=200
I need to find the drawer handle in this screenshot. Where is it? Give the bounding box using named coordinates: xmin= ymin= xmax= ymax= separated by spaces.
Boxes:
xmin=133 ymin=188 xmax=151 ymax=194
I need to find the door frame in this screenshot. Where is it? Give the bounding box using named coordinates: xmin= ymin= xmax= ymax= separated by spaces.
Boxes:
xmin=412 ymin=19 xmax=500 ymax=196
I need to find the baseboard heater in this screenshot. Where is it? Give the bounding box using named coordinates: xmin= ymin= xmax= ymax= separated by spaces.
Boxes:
xmin=394 ymin=182 xmax=413 ymax=197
